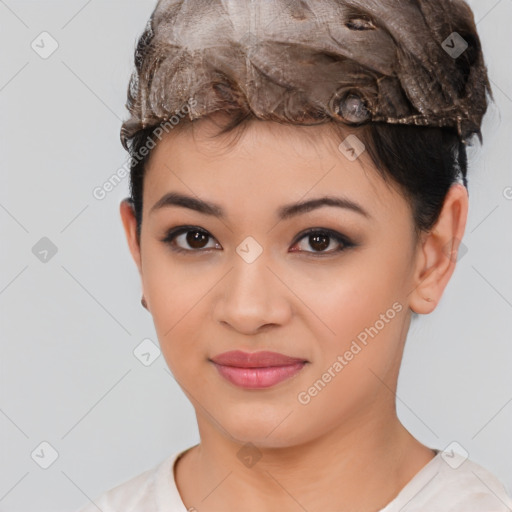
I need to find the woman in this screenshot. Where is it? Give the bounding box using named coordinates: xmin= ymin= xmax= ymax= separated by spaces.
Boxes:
xmin=78 ymin=0 xmax=512 ymax=510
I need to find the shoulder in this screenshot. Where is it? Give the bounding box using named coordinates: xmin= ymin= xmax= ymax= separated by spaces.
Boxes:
xmin=435 ymin=454 xmax=512 ymax=511
xmin=74 ymin=449 xmax=186 ymax=512
xmin=383 ymin=452 xmax=512 ymax=512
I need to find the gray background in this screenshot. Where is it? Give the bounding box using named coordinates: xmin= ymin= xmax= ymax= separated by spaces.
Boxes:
xmin=0 ymin=1 xmax=511 ymax=510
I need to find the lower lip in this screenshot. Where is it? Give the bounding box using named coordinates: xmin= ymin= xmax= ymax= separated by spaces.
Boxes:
xmin=212 ymin=361 xmax=307 ymax=389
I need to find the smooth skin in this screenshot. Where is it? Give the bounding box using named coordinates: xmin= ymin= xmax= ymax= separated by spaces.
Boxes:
xmin=120 ymin=113 xmax=468 ymax=512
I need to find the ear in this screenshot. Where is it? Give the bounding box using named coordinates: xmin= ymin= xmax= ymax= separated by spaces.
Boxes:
xmin=119 ymin=198 xmax=143 ymax=278
xmin=409 ymin=183 xmax=468 ymax=314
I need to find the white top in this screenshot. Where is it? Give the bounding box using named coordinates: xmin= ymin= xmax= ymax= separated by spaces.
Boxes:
xmin=76 ymin=445 xmax=512 ymax=512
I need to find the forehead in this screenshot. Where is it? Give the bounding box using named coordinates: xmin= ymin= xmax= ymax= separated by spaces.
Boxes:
xmin=143 ymin=118 xmax=408 ymax=224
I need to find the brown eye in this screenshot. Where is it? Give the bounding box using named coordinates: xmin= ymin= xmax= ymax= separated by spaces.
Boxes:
xmin=308 ymin=232 xmax=330 ymax=252
xmin=185 ymin=230 xmax=209 ymax=249
xmin=291 ymin=229 xmax=355 ymax=256
xmin=162 ymin=226 xmax=221 ymax=253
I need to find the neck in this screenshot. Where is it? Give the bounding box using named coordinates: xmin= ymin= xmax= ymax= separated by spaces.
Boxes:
xmin=176 ymin=404 xmax=436 ymax=512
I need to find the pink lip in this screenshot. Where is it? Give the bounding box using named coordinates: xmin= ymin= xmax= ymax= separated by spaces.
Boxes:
xmin=210 ymin=350 xmax=308 ymax=389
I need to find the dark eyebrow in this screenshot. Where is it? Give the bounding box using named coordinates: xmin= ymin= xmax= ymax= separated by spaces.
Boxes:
xmin=149 ymin=192 xmax=371 ymax=220
xmin=278 ymin=196 xmax=371 ymax=220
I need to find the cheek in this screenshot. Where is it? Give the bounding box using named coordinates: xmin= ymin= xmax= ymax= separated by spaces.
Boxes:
xmin=290 ymin=246 xmax=411 ymax=390
xmin=290 ymin=245 xmax=408 ymax=338
xmin=292 ymin=277 xmax=408 ymax=436
xmin=141 ymin=247 xmax=202 ymax=359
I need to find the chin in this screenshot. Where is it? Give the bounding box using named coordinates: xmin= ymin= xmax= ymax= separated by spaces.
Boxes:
xmin=218 ymin=406 xmax=311 ymax=448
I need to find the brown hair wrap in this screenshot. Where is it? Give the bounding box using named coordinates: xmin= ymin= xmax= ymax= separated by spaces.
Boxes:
xmin=120 ymin=0 xmax=493 ymax=147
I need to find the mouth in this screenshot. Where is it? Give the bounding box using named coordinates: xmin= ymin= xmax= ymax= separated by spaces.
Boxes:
xmin=209 ymin=350 xmax=308 ymax=389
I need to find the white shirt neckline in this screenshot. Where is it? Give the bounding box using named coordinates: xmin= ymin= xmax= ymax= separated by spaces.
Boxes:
xmin=139 ymin=445 xmax=512 ymax=512
xmin=155 ymin=446 xmax=442 ymax=511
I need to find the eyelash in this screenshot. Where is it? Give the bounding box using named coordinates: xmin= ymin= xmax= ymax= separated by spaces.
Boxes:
xmin=160 ymin=225 xmax=356 ymax=257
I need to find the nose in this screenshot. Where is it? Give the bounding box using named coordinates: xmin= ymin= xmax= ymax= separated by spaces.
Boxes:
xmin=213 ymin=255 xmax=293 ymax=335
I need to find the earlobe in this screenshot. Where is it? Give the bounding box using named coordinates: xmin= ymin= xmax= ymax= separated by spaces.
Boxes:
xmin=409 ymin=183 xmax=468 ymax=314
xmin=119 ymin=198 xmax=143 ymax=277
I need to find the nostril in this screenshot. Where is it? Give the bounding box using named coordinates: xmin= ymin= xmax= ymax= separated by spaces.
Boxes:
xmin=345 ymin=14 xmax=376 ymax=31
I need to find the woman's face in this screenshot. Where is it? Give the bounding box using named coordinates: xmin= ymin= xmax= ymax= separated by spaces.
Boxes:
xmin=122 ymin=116 xmax=426 ymax=447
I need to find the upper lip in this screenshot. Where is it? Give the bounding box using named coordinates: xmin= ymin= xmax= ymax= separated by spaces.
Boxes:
xmin=210 ymin=350 xmax=307 ymax=368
